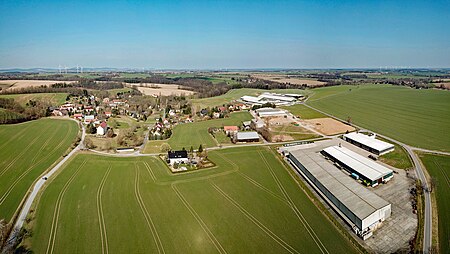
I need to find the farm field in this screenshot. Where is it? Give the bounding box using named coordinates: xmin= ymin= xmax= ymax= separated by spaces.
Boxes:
xmin=0 ymin=93 xmax=68 ymax=106
xmin=418 ymin=154 xmax=450 ymax=253
xmin=377 ymin=137 xmax=412 ymax=170
xmin=307 ymin=85 xmax=450 ymax=152
xmin=192 ymin=88 xmax=309 ymax=109
xmin=0 ymin=118 xmax=78 ymax=222
xmin=282 ymin=104 xmax=326 ymax=119
xmin=144 ymin=112 xmax=252 ymax=151
xmin=251 ymin=73 xmax=325 ymax=86
xmin=126 ymin=83 xmax=195 ymax=96
xmin=0 ymin=80 xmax=74 ymax=90
xmin=29 ymin=147 xmax=358 ymax=253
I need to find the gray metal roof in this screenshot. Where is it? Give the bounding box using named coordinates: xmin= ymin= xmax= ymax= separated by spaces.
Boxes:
xmin=236 ymin=131 xmax=259 ymax=140
xmin=344 ymin=132 xmax=394 ymax=152
xmin=289 ymin=149 xmax=390 ymax=220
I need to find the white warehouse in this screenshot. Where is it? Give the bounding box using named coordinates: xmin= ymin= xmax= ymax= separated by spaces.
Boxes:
xmin=343 ymin=132 xmax=395 ymax=155
xmin=240 ymin=92 xmax=298 ymax=106
xmin=288 ymin=149 xmax=391 ymax=240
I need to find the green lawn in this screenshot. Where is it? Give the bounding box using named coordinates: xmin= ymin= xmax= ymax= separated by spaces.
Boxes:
xmin=418 ymin=153 xmax=450 ymax=253
xmin=144 ymin=112 xmax=252 ymax=151
xmin=0 ymin=118 xmax=78 ymax=222
xmin=377 ymin=137 xmax=413 ymax=170
xmin=307 ymin=84 xmax=450 ymax=152
xmin=192 ymin=88 xmax=309 ymax=109
xmin=28 ymin=147 xmax=359 ymax=253
xmin=0 ymin=93 xmax=68 ymax=106
xmin=282 ymin=104 xmax=326 ymax=119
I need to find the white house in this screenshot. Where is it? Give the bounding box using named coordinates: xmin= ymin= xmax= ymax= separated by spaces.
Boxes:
xmin=168 ymin=151 xmax=188 ymax=165
xmin=97 ymin=122 xmax=108 ymax=135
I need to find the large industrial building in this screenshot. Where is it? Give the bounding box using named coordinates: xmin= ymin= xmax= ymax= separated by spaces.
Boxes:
xmin=240 ymin=93 xmax=298 ymax=106
xmin=343 ymin=132 xmax=395 ymax=155
xmin=288 ymin=149 xmax=391 ymax=239
xmin=322 ymin=146 xmax=394 ymax=187
xmin=255 ymin=107 xmax=287 ymax=118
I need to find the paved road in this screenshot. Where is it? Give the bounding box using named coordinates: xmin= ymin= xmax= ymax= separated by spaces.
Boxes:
xmin=302 ymin=103 xmax=433 ymax=253
xmin=3 ymin=121 xmax=85 ymax=251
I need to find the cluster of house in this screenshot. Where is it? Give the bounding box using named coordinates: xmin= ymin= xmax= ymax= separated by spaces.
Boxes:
xmin=198 ymin=103 xmax=250 ymax=119
xmin=240 ymin=92 xmax=303 ymax=106
xmin=149 ymin=119 xmax=172 ymax=140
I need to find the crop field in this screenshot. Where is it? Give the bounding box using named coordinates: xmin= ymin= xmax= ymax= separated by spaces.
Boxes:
xmin=251 ymin=74 xmax=325 ymax=86
xmin=307 ymin=85 xmax=450 ymax=152
xmin=192 ymin=88 xmax=309 ymax=109
xmin=0 ymin=93 xmax=68 ymax=106
xmin=0 ymin=80 xmax=74 ymax=90
xmin=419 ymin=153 xmax=450 ymax=253
xmin=144 ymin=112 xmax=252 ymax=151
xmin=0 ymin=118 xmax=78 ymax=222
xmin=29 ymin=147 xmax=358 ymax=253
xmin=282 ymin=104 xmax=326 ymax=119
xmin=127 ymin=83 xmax=195 ymax=96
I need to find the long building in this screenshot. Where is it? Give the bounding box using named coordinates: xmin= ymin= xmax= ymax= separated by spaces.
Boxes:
xmin=240 ymin=92 xmax=298 ymax=106
xmin=322 ymin=146 xmax=394 ymax=187
xmin=255 ymin=107 xmax=287 ymax=117
xmin=343 ymin=132 xmax=394 ymax=155
xmin=288 ymin=149 xmax=391 ymax=239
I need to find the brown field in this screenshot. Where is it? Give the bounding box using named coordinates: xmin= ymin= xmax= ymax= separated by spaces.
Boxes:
xmin=126 ymin=83 xmax=195 ymax=96
xmin=251 ymin=74 xmax=325 ymax=86
xmin=0 ymin=80 xmax=74 ymax=90
xmin=433 ymin=82 xmax=450 ymax=89
xmin=302 ymin=117 xmax=355 ymax=135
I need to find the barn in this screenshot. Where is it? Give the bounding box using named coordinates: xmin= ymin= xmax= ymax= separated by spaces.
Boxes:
xmin=343 ymin=132 xmax=395 ymax=155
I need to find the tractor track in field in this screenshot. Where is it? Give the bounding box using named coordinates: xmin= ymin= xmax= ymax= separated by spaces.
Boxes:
xmin=259 ymin=150 xmax=329 ymax=254
xmin=46 ymin=159 xmax=87 ymax=254
xmin=134 ymin=163 xmax=165 ymax=254
xmin=0 ymin=135 xmax=41 ymax=177
xmin=97 ymin=165 xmax=111 ymax=254
xmin=210 ymin=181 xmax=300 ymax=254
xmin=172 ymin=183 xmax=227 ymax=254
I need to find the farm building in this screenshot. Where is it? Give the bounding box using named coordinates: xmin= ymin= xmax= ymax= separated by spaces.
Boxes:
xmin=84 ymin=115 xmax=95 ymax=124
xmin=288 ymin=149 xmax=391 ymax=240
xmin=96 ymin=122 xmax=108 ymax=136
xmin=343 ymin=132 xmax=394 ymax=155
xmin=168 ymin=150 xmax=188 ymax=165
xmin=240 ymin=93 xmax=298 ymax=106
xmin=242 ymin=121 xmax=251 ymax=130
xmin=321 ymin=146 xmax=394 ymax=187
xmin=223 ymin=126 xmax=239 ymax=135
xmin=235 ymin=131 xmax=260 ymax=142
xmin=255 ymin=107 xmax=287 ymax=118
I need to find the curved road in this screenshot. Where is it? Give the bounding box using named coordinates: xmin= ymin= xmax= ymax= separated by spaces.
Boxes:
xmin=302 ymin=103 xmax=433 ymax=253
xmin=3 ymin=121 xmax=85 ymax=251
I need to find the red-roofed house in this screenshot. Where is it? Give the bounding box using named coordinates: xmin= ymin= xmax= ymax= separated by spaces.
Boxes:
xmin=105 ymin=111 xmax=112 ymax=117
xmin=73 ymin=113 xmax=83 ymax=120
xmin=223 ymin=126 xmax=239 ymax=135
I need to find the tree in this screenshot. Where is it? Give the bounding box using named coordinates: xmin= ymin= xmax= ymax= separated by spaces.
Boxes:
xmin=198 ymin=144 xmax=203 ymax=153
xmin=106 ymin=128 xmax=114 ymax=138
xmin=84 ymin=137 xmax=95 ymax=149
xmin=89 ymin=124 xmax=96 ymax=134
xmin=160 ymin=143 xmax=171 ymax=152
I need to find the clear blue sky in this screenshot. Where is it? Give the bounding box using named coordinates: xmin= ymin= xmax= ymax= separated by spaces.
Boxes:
xmin=1 ymin=0 xmax=449 ymax=69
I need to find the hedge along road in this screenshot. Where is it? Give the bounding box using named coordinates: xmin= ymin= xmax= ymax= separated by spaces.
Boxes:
xmin=3 ymin=120 xmax=85 ymax=251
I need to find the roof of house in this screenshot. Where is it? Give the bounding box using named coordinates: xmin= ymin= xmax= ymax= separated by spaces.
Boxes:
xmin=74 ymin=113 xmax=83 ymax=117
xmin=100 ymin=122 xmax=107 ymax=129
xmin=168 ymin=150 xmax=188 ymax=159
xmin=224 ymin=126 xmax=239 ymax=131
xmin=289 ymin=149 xmax=390 ymax=221
xmin=322 ymin=146 xmax=393 ymax=181
xmin=344 ymin=132 xmax=395 ymax=152
xmin=236 ymin=131 xmax=260 ymax=140
xmin=85 ymin=115 xmax=95 ymax=120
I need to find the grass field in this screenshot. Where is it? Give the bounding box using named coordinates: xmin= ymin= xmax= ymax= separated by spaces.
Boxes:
xmin=282 ymin=104 xmax=326 ymax=119
xmin=192 ymin=88 xmax=309 ymax=109
xmin=144 ymin=112 xmax=252 ymax=151
xmin=29 ymin=147 xmax=359 ymax=253
xmin=419 ymin=153 xmax=450 ymax=253
xmin=0 ymin=118 xmax=78 ymax=222
xmin=307 ymin=85 xmax=450 ymax=152
xmin=0 ymin=93 xmax=68 ymax=106
xmin=377 ymin=137 xmax=413 ymax=170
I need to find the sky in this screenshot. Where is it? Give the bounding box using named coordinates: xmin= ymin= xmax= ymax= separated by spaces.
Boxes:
xmin=0 ymin=0 xmax=449 ymax=69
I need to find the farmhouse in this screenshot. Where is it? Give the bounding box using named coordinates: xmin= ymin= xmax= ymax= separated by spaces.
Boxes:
xmin=96 ymin=122 xmax=108 ymax=136
xmin=223 ymin=126 xmax=239 ymax=135
xmin=288 ymin=149 xmax=391 ymax=240
xmin=168 ymin=150 xmax=189 ymax=165
xmin=343 ymin=132 xmax=395 ymax=155
xmin=73 ymin=113 xmax=83 ymax=120
xmin=235 ymin=131 xmax=260 ymax=142
xmin=255 ymin=107 xmax=287 ymax=118
xmin=322 ymin=146 xmax=394 ymax=187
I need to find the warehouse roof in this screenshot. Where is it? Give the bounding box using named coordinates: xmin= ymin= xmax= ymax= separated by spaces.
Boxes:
xmin=259 ymin=93 xmax=296 ymax=102
xmin=289 ymin=149 xmax=390 ymax=220
xmin=322 ymin=146 xmax=393 ymax=181
xmin=236 ymin=131 xmax=259 ymax=140
xmin=344 ymin=132 xmax=394 ymax=152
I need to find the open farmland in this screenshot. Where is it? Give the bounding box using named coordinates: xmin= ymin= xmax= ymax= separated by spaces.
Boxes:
xmin=145 ymin=112 xmax=252 ymax=151
xmin=0 ymin=93 xmax=68 ymax=106
xmin=282 ymin=104 xmax=327 ymax=119
xmin=307 ymin=85 xmax=450 ymax=152
xmin=251 ymin=73 xmax=325 ymax=86
xmin=127 ymin=83 xmax=195 ymax=96
xmin=192 ymin=88 xmax=309 ymax=109
xmin=0 ymin=80 xmax=74 ymax=90
xmin=419 ymin=153 xmax=450 ymax=253
xmin=0 ymin=118 xmax=78 ymax=222
xmin=29 ymin=147 xmax=359 ymax=253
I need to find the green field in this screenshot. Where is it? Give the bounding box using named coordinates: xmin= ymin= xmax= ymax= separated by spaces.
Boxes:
xmin=0 ymin=93 xmax=68 ymax=106
xmin=0 ymin=118 xmax=78 ymax=222
xmin=29 ymin=147 xmax=358 ymax=253
xmin=192 ymin=88 xmax=309 ymax=109
xmin=282 ymin=104 xmax=326 ymax=119
xmin=307 ymin=85 xmax=450 ymax=152
xmin=144 ymin=112 xmax=252 ymax=151
xmin=377 ymin=137 xmax=413 ymax=170
xmin=419 ymin=153 xmax=450 ymax=253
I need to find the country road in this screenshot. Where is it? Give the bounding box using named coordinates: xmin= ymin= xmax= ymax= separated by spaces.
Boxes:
xmin=3 ymin=121 xmax=86 ymax=252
